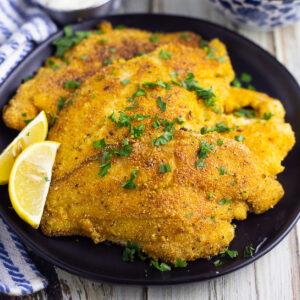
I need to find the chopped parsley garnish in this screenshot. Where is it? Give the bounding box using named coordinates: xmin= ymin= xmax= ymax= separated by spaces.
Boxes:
xmin=109 ymin=47 xmax=116 ymax=53
xmin=98 ymin=151 xmax=112 ymax=177
xmin=152 ymin=131 xmax=174 ymax=146
xmin=149 ymin=35 xmax=159 ymax=42
xmin=130 ymin=125 xmax=145 ymax=138
xmin=171 ymin=80 xmax=182 ymax=86
xmin=128 ymin=87 xmax=146 ymax=102
xmin=51 ymin=114 xmax=57 ymax=125
xmin=44 ymin=177 xmax=50 ymax=182
xmin=48 ymin=59 xmax=59 ymax=70
xmin=157 ymin=96 xmax=167 ymax=112
xmin=142 ymin=78 xmax=172 ymax=90
xmin=176 ymin=117 xmax=184 ymax=124
xmin=22 ymin=75 xmax=33 ymax=83
xmin=232 ymin=73 xmax=256 ymax=91
xmin=159 ymin=50 xmax=173 ymax=60
xmin=57 ymin=96 xmax=65 ymax=111
xmin=218 ymin=198 xmax=230 ymax=205
xmin=98 ymin=39 xmax=107 ymax=45
xmin=204 ymin=122 xmax=231 ymax=133
xmin=244 ymin=244 xmax=255 ymax=258
xmin=93 ymin=138 xmax=106 ymax=149
xmin=205 ymin=47 xmax=225 ymax=62
xmin=240 ymin=73 xmax=252 ymax=83
xmin=180 ymin=33 xmax=190 ymax=41
xmin=199 ymin=39 xmax=225 ymax=62
xmin=263 ymin=112 xmax=274 ymax=120
xmin=175 ymin=258 xmax=188 ymax=268
xmin=109 ymin=111 xmax=149 ymax=133
xmin=234 ymin=107 xmax=256 ymax=118
xmin=24 ymin=119 xmax=33 ymax=125
xmin=104 ymin=59 xmax=112 ymax=66
xmin=80 ymin=54 xmax=88 ymax=60
xmin=217 ymin=139 xmax=223 ymax=146
xmin=220 ymin=166 xmax=226 ymax=175
xmin=95 ymin=139 xmax=133 ymax=177
xmin=220 ymin=247 xmax=238 ymax=259
xmin=121 ymin=170 xmax=140 ymax=189
xmin=159 ymin=163 xmax=172 ymax=173
xmin=182 ymin=73 xmax=216 ymax=107
xmin=53 ymin=25 xmax=90 ymax=57
xmin=185 ymin=212 xmax=193 ymax=218
xmin=232 ymin=76 xmax=242 ymax=88
xmin=150 ymin=260 xmax=171 ymax=272
xmin=213 ymin=259 xmax=223 ymax=267
xmin=122 ymin=241 xmax=146 ymax=262
xmin=231 ymin=181 xmax=236 ymax=186
xmin=235 ymin=135 xmax=245 ymax=142
xmin=95 ymin=29 xmax=104 ymax=35
xmin=114 ymin=139 xmax=133 ymax=157
xmin=125 ymin=101 xmax=138 ymax=111
xmin=170 ymin=71 xmax=178 ymax=78
xmin=22 ymin=113 xmax=27 ymax=117
xmin=114 ymin=24 xmax=126 ymax=30
xmin=121 ymin=79 xmax=130 ymax=85
xmin=64 ymin=80 xmax=80 ymax=89
xmin=137 ymin=51 xmax=145 ymax=56
xmin=211 ymin=216 xmax=215 ymax=222
xmin=196 ymin=141 xmax=215 ymax=169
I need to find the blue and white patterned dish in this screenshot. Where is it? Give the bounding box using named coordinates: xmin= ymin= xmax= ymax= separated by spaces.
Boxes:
xmin=207 ymin=0 xmax=300 ymax=31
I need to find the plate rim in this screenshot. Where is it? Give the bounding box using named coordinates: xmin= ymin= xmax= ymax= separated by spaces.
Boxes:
xmin=0 ymin=13 xmax=299 ymax=285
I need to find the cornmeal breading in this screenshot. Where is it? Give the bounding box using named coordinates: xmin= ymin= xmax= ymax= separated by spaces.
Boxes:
xmin=36 ymin=37 xmax=294 ymax=263
xmin=2 ymin=22 xmax=207 ymax=130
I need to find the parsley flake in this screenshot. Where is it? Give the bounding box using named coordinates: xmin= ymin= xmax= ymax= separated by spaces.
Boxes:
xmin=218 ymin=198 xmax=230 ymax=205
xmin=121 ymin=79 xmax=130 ymax=85
xmin=157 ymin=96 xmax=167 ymax=112
xmin=244 ymin=244 xmax=255 ymax=258
xmin=121 ymin=170 xmax=140 ymax=189
xmin=159 ymin=50 xmax=173 ymax=60
xmin=64 ymin=80 xmax=80 ymax=89
xmin=175 ymin=258 xmax=188 ymax=268
xmin=57 ymin=96 xmax=65 ymax=111
xmin=235 ymin=135 xmax=245 ymax=142
xmin=149 ymin=35 xmax=159 ymax=42
xmin=150 ymin=260 xmax=171 ymax=272
xmin=263 ymin=112 xmax=274 ymax=120
xmin=93 ymin=138 xmax=106 ymax=149
xmin=220 ymin=166 xmax=226 ymax=175
xmin=214 ymin=259 xmax=223 ymax=267
xmin=220 ymin=247 xmax=238 ymax=259
xmin=159 ymin=163 xmax=172 ymax=173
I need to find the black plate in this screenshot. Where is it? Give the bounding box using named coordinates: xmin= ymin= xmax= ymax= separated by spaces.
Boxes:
xmin=0 ymin=14 xmax=299 ymax=285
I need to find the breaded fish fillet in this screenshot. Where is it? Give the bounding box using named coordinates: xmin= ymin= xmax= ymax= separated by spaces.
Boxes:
xmin=40 ymin=43 xmax=295 ymax=263
xmin=3 ymin=21 xmax=209 ymax=130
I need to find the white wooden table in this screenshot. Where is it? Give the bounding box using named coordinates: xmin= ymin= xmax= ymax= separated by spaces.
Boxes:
xmin=2 ymin=1 xmax=300 ymax=299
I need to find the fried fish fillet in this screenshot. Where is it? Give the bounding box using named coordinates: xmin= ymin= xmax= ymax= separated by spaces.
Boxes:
xmin=2 ymin=21 xmax=209 ymax=130
xmin=40 ymin=43 xmax=295 ymax=263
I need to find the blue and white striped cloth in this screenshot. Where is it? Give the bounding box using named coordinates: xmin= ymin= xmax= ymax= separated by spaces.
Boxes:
xmin=0 ymin=0 xmax=57 ymax=84
xmin=0 ymin=0 xmax=57 ymax=295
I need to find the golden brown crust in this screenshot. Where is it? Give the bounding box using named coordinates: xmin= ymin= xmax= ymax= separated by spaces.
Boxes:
xmin=39 ymin=38 xmax=294 ymax=263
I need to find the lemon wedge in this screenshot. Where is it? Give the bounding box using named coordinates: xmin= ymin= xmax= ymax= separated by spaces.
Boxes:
xmin=0 ymin=111 xmax=48 ymax=185
xmin=9 ymin=141 xmax=60 ymax=229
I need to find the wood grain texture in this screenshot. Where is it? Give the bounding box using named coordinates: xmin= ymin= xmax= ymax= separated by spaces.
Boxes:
xmin=1 ymin=0 xmax=299 ymax=299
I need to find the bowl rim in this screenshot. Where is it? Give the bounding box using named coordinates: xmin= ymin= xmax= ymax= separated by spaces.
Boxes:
xmin=34 ymin=0 xmax=113 ymax=13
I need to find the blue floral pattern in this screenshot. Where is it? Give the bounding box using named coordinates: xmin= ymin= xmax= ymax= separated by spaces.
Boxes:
xmin=207 ymin=0 xmax=300 ymax=30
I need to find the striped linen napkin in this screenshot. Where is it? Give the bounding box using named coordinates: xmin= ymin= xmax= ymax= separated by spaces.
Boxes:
xmin=0 ymin=0 xmax=57 ymax=295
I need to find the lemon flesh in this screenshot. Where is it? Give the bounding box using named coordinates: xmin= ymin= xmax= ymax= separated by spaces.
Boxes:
xmin=9 ymin=141 xmax=60 ymax=229
xmin=0 ymin=111 xmax=48 ymax=184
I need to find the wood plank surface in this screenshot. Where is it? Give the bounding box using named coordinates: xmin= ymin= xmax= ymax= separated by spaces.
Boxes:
xmin=1 ymin=0 xmax=299 ymax=299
